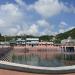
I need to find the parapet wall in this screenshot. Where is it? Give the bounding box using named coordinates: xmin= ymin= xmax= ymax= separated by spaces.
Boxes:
xmin=0 ymin=61 xmax=75 ymax=74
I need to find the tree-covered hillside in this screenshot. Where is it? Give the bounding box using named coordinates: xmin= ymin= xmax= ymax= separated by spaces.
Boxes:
xmin=0 ymin=28 xmax=75 ymax=43
xmin=56 ymin=28 xmax=75 ymax=39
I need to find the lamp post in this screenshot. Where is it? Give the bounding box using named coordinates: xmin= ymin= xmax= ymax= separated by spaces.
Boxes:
xmin=24 ymin=35 xmax=27 ymax=63
xmin=4 ymin=35 xmax=7 ymax=46
xmin=24 ymin=35 xmax=26 ymax=53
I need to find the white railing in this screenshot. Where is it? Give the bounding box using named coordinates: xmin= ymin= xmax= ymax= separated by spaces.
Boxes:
xmin=0 ymin=60 xmax=75 ymax=74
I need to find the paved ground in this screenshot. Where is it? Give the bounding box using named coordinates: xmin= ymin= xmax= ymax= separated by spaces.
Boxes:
xmin=0 ymin=69 xmax=75 ymax=75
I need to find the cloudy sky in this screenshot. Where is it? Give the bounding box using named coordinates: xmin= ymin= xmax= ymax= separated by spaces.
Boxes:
xmin=0 ymin=0 xmax=75 ymax=36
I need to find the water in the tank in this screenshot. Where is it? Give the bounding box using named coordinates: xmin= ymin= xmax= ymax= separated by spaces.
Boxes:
xmin=11 ymin=53 xmax=75 ymax=67
xmin=11 ymin=54 xmax=60 ymax=67
xmin=1 ymin=49 xmax=75 ymax=67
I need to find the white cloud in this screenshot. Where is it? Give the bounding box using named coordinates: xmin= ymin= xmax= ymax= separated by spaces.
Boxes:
xmin=30 ymin=0 xmax=64 ymax=17
xmin=63 ymin=4 xmax=75 ymax=14
xmin=37 ymin=20 xmax=49 ymax=27
xmin=59 ymin=21 xmax=67 ymax=29
xmin=59 ymin=21 xmax=68 ymax=33
xmin=27 ymin=24 xmax=38 ymax=35
xmin=29 ymin=0 xmax=75 ymax=17
xmin=16 ymin=19 xmax=54 ymax=36
xmin=0 ymin=3 xmax=23 ymax=28
xmin=0 ymin=0 xmax=74 ymax=36
xmin=36 ymin=20 xmax=53 ymax=35
xmin=0 ymin=3 xmax=25 ymax=35
xmin=17 ymin=20 xmax=53 ymax=36
xmin=59 ymin=21 xmax=75 ymax=33
xmin=15 ymin=0 xmax=25 ymax=6
xmin=8 ymin=28 xmax=18 ymax=35
xmin=0 ymin=3 xmax=22 ymax=18
xmin=66 ymin=26 xmax=75 ymax=31
xmin=61 ymin=21 xmax=67 ymax=26
xmin=0 ymin=19 xmax=6 ymax=27
xmin=30 ymin=20 xmax=54 ymax=35
xmin=0 ymin=1 xmax=54 ymax=36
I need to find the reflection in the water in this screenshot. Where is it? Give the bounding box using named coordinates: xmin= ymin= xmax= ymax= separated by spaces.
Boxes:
xmin=12 ymin=54 xmax=64 ymax=67
xmin=1 ymin=47 xmax=75 ymax=67
xmin=11 ymin=53 xmax=75 ymax=67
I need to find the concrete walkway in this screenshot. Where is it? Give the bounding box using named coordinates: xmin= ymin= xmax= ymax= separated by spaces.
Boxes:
xmin=0 ymin=69 xmax=75 ymax=75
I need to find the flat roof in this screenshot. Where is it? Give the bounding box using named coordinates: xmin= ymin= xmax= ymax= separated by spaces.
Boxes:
xmin=26 ymin=38 xmax=39 ymax=40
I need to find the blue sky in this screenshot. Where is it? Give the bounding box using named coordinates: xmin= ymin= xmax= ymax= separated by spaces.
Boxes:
xmin=0 ymin=0 xmax=75 ymax=36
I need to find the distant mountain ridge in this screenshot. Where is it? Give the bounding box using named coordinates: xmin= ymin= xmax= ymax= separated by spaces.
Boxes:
xmin=0 ymin=28 xmax=75 ymax=43
xmin=56 ymin=28 xmax=75 ymax=40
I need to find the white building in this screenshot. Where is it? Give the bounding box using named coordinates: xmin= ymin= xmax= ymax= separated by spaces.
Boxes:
xmin=61 ymin=36 xmax=75 ymax=46
xmin=14 ymin=38 xmax=39 ymax=45
xmin=10 ymin=38 xmax=54 ymax=46
xmin=61 ymin=36 xmax=75 ymax=53
xmin=16 ymin=38 xmax=26 ymax=45
xmin=26 ymin=38 xmax=39 ymax=45
xmin=38 ymin=42 xmax=54 ymax=45
xmin=0 ymin=42 xmax=10 ymax=45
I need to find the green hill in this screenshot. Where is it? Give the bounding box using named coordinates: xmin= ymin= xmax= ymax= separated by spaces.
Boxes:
xmin=0 ymin=28 xmax=75 ymax=43
xmin=55 ymin=28 xmax=75 ymax=43
xmin=39 ymin=28 xmax=75 ymax=43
